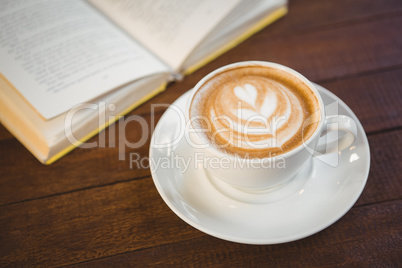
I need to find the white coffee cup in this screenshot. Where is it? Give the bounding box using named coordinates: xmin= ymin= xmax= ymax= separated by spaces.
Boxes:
xmin=185 ymin=61 xmax=357 ymax=189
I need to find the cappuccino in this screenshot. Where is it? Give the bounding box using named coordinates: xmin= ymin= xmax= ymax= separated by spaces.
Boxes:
xmin=189 ymin=65 xmax=320 ymax=158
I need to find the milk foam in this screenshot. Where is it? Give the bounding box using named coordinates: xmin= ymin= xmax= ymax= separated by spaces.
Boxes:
xmin=190 ymin=66 xmax=320 ymax=158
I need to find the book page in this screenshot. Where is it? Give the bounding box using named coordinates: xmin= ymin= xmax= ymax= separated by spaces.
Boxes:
xmin=182 ymin=0 xmax=287 ymax=72
xmin=0 ymin=0 xmax=169 ymax=119
xmin=88 ymin=0 xmax=241 ymax=71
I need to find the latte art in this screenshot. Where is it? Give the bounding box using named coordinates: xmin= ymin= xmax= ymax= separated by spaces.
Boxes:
xmin=190 ymin=66 xmax=320 ymax=158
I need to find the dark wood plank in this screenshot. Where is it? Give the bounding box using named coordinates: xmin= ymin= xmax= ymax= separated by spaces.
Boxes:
xmin=146 ymin=66 xmax=402 ymax=136
xmin=268 ymin=0 xmax=402 ymax=36
xmin=210 ymin=15 xmax=402 ymax=83
xmin=355 ymin=129 xmax=402 ymax=207
xmin=0 ymin=1 xmax=401 ymax=266
xmin=2 ymin=0 xmax=402 ymax=143
xmin=320 ymin=68 xmax=402 ymax=133
xmin=0 ymin=111 xmax=163 ymax=206
xmin=0 ymin=129 xmax=400 ymax=266
xmin=1 ymin=194 xmax=398 ymax=267
xmin=0 ymin=124 xmax=14 ymax=141
xmin=0 ymin=178 xmax=203 ymax=267
xmin=1 ymin=66 xmax=400 ymax=205
xmin=71 ymin=201 xmax=401 ymax=267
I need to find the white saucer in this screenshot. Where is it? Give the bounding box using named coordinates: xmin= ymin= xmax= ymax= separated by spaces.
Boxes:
xmin=150 ymin=84 xmax=370 ymax=245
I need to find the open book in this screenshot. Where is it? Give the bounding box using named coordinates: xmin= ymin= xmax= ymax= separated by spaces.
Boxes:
xmin=0 ymin=0 xmax=287 ymax=164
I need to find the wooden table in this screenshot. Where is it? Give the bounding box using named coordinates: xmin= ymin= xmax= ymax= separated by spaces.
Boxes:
xmin=1 ymin=0 xmax=401 ymax=266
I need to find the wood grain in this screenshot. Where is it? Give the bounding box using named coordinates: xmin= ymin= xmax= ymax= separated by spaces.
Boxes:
xmin=355 ymin=129 xmax=402 ymax=207
xmin=71 ymin=201 xmax=402 ymax=267
xmin=1 ymin=0 xmax=402 ymax=142
xmin=1 ymin=67 xmax=400 ymax=205
xmin=215 ymin=16 xmax=402 ymax=83
xmin=0 ymin=111 xmax=163 ymax=205
xmin=0 ymin=124 xmax=13 ymax=141
xmin=0 ymin=178 xmax=202 ymax=266
xmin=0 ymin=129 xmax=400 ymax=266
xmin=321 ymin=68 xmax=402 ymax=133
xmin=1 ymin=183 xmax=399 ymax=266
xmin=0 ymin=0 xmax=400 ymax=266
xmin=267 ymin=0 xmax=402 ymax=36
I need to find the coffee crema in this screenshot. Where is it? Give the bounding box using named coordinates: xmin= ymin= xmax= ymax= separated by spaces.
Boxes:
xmin=189 ymin=65 xmax=321 ymax=158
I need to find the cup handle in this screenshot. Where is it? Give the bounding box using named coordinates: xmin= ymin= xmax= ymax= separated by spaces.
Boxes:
xmin=315 ymin=115 xmax=358 ymax=154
